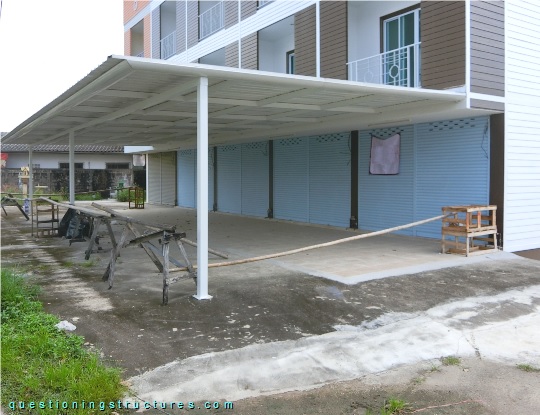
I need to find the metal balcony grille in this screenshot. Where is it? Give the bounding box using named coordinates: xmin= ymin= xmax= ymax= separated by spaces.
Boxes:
xmin=199 ymin=1 xmax=224 ymax=40
xmin=160 ymin=31 xmax=177 ymax=60
xmin=347 ymin=42 xmax=421 ymax=88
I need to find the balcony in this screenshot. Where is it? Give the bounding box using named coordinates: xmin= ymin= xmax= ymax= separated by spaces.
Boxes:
xmin=199 ymin=1 xmax=224 ymax=40
xmin=160 ymin=31 xmax=176 ymax=60
xmin=347 ymin=43 xmax=421 ymax=88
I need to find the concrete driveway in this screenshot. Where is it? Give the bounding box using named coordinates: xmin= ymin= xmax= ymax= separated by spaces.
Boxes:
xmin=2 ymin=202 xmax=539 ymax=414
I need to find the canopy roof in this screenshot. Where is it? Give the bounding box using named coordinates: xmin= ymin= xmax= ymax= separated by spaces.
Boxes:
xmin=3 ymin=55 xmax=486 ymax=151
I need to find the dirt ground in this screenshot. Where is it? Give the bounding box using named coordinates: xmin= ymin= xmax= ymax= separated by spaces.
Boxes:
xmin=2 ymin=204 xmax=540 ymax=415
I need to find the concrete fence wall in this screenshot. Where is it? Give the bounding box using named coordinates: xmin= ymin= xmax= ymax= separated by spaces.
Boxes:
xmin=1 ymin=168 xmax=133 ymax=196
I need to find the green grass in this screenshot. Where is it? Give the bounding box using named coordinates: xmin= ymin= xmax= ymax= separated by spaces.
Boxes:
xmin=381 ymin=398 xmax=409 ymax=415
xmin=517 ymin=363 xmax=540 ymax=373
xmin=1 ymin=269 xmax=127 ymax=414
xmin=75 ymin=192 xmax=102 ymax=201
xmin=441 ymin=356 xmax=461 ymax=366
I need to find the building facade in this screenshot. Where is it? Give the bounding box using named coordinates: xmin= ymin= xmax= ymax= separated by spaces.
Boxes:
xmin=116 ymin=0 xmax=536 ymax=252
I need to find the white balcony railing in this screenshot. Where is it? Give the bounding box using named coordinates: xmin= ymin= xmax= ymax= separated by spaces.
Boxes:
xmin=258 ymin=0 xmax=274 ymax=8
xmin=160 ymin=31 xmax=176 ymax=60
xmin=199 ymin=1 xmax=224 ymax=40
xmin=135 ymin=52 xmax=144 ymax=58
xmin=347 ymin=42 xmax=421 ymax=88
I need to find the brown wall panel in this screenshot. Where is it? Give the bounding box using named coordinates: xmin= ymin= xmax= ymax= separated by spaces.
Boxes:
xmin=124 ymin=30 xmax=131 ymax=55
xmin=241 ymin=33 xmax=258 ymax=70
xmin=225 ymin=41 xmax=239 ymax=67
xmin=320 ymin=1 xmax=347 ymax=80
xmin=421 ymin=1 xmax=465 ymax=89
xmin=124 ymin=1 xmax=150 ymax=24
xmin=295 ymin=5 xmax=316 ymax=77
xmin=144 ymin=14 xmax=151 ymax=58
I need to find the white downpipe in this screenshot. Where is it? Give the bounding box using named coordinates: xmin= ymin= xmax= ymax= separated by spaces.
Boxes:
xmin=238 ymin=0 xmax=242 ymax=68
xmin=465 ymin=0 xmax=471 ymax=107
xmin=69 ymin=131 xmax=75 ymax=205
xmin=195 ymin=76 xmax=211 ymax=300
xmin=185 ymin=0 xmax=188 ymax=63
xmin=315 ymin=0 xmax=320 ymax=77
xmin=28 ymin=146 xmax=33 ymax=200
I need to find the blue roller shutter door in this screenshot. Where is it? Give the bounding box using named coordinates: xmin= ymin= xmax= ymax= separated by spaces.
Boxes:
xmin=358 ymin=126 xmax=415 ymax=235
xmin=414 ymin=117 xmax=490 ymax=237
xmin=274 ymin=138 xmax=309 ymax=222
xmin=309 ymin=134 xmax=351 ymax=227
xmin=241 ymin=142 xmax=269 ymax=217
xmin=177 ymin=149 xmax=195 ymax=208
xmin=217 ymin=145 xmax=241 ymax=214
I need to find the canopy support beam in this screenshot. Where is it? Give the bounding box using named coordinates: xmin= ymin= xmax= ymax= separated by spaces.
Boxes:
xmin=194 ymin=76 xmax=212 ymax=300
xmin=69 ymin=131 xmax=75 ymax=205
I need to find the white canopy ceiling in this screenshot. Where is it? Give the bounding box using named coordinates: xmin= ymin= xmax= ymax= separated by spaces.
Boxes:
xmin=3 ymin=55 xmax=486 ymax=151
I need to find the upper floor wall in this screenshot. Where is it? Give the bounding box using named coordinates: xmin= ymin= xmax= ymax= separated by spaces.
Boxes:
xmin=123 ymin=0 xmax=505 ymax=102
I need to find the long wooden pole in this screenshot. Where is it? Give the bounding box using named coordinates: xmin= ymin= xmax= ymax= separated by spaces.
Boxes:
xmin=169 ymin=213 xmax=453 ymax=273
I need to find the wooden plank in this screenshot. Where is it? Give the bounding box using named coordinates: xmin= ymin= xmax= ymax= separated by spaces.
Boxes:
xmin=126 ymin=222 xmax=163 ymax=273
xmin=91 ymin=202 xmax=176 ymax=232
xmin=162 ymin=238 xmax=170 ymax=305
xmin=85 ymin=217 xmax=102 ymax=260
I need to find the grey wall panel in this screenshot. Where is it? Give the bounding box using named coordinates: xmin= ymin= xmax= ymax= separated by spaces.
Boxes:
xmin=295 ymin=5 xmax=316 ymax=77
xmin=421 ymin=1 xmax=466 ymax=89
xmin=187 ymin=0 xmax=199 ymax=47
xmin=176 ymin=1 xmax=187 ymax=54
xmin=414 ymin=117 xmax=490 ymax=238
xmin=309 ymin=133 xmax=351 ymax=227
xmin=241 ymin=33 xmax=258 ymax=70
xmin=470 ymin=0 xmax=505 ymax=97
xmin=177 ymin=149 xmax=195 ymax=208
xmin=225 ymin=41 xmax=239 ymax=67
xmin=160 ymin=151 xmax=176 ymax=206
xmin=320 ymin=1 xmax=347 ymax=80
xmin=274 ymin=138 xmax=309 ymax=222
xmin=148 ymin=153 xmax=161 ymax=204
xmin=241 ymin=142 xmax=269 ymax=217
xmin=241 ymin=0 xmax=257 ymax=20
xmin=152 ymin=8 xmax=161 ymax=58
xmin=358 ymin=126 xmax=415 ymax=235
xmin=217 ymin=145 xmax=241 ymax=214
xmin=224 ymin=0 xmax=239 ymax=28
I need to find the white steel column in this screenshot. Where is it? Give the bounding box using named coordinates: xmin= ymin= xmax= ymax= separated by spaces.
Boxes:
xmin=28 ymin=146 xmax=34 ymax=200
xmin=194 ymin=76 xmax=212 ymax=300
xmin=316 ymin=0 xmax=321 ymax=77
xmin=69 ymin=131 xmax=75 ymax=205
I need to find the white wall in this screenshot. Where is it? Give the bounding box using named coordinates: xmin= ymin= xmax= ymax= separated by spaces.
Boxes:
xmin=258 ymin=19 xmax=295 ymax=73
xmin=503 ymin=0 xmax=540 ymax=251
xmin=348 ymin=1 xmax=417 ymax=63
xmin=5 ymin=153 xmax=132 ymax=169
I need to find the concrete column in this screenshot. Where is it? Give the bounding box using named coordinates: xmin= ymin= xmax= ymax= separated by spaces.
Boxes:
xmin=69 ymin=131 xmax=75 ymax=205
xmin=28 ymin=146 xmax=34 ymax=200
xmin=194 ymin=76 xmax=212 ymax=300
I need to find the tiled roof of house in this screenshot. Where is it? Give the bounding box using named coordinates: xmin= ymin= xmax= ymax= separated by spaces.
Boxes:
xmin=0 ymin=144 xmax=125 ymax=153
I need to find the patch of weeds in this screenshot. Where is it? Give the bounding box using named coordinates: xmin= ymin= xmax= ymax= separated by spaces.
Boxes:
xmin=428 ymin=364 xmax=441 ymax=372
xmin=517 ymin=363 xmax=540 ymax=373
xmin=381 ymin=398 xmax=409 ymax=415
xmin=1 ymin=268 xmax=127 ymax=414
xmin=412 ymin=376 xmax=425 ymax=385
xmin=441 ymin=356 xmax=461 ymax=366
xmin=80 ymin=259 xmax=96 ymax=268
xmin=62 ymin=260 xmax=75 ymax=267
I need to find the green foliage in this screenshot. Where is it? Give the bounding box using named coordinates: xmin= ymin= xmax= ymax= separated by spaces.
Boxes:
xmin=517 ymin=363 xmax=540 ymax=373
xmin=381 ymin=398 xmax=409 ymax=415
xmin=116 ymin=189 xmax=129 ymax=202
xmin=441 ymin=356 xmax=461 ymax=366
xmin=1 ymin=269 xmax=127 ymax=414
xmin=75 ymin=192 xmax=102 ymax=201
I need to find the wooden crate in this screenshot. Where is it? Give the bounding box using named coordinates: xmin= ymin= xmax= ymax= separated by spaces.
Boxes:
xmin=441 ymin=205 xmax=498 ymax=256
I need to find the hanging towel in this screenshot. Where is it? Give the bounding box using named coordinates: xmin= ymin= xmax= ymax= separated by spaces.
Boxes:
xmin=369 ymin=133 xmax=400 ymax=175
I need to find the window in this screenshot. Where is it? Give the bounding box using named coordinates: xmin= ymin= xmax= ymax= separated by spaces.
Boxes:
xmin=286 ymin=50 xmax=295 ymax=75
xmin=381 ymin=7 xmax=421 ymax=87
xmin=59 ymin=163 xmax=83 ymax=169
xmin=106 ymin=162 xmax=131 ymax=169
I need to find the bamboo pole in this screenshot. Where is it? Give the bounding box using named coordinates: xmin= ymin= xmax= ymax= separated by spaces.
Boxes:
xmin=91 ymin=202 xmax=176 ymax=233
xmin=169 ymin=213 xmax=454 ymax=273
